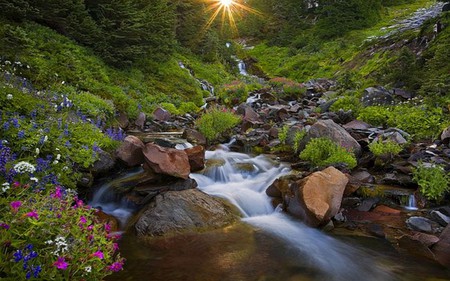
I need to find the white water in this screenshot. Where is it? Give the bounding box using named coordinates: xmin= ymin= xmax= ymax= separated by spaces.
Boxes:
xmin=405 ymin=194 xmax=418 ymax=211
xmin=191 ymin=149 xmax=394 ymax=281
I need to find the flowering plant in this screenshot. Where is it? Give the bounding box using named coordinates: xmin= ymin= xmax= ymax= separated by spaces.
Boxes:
xmin=269 ymin=77 xmax=305 ymax=98
xmin=0 ymin=177 xmax=125 ymax=280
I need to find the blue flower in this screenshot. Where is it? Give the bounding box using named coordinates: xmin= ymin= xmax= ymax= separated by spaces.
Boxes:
xmin=33 ymin=265 xmax=41 ymax=278
xmin=17 ymin=130 xmax=25 ymax=139
xmin=13 ymin=250 xmax=23 ymax=262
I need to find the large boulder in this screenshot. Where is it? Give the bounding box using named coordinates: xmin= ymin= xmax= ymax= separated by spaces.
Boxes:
xmin=134 ymin=189 xmax=237 ymax=236
xmin=185 ymin=146 xmax=205 ymax=172
xmin=153 ymin=107 xmax=171 ymax=122
xmin=182 ymin=129 xmax=207 ymax=146
xmin=143 ymin=143 xmax=190 ymax=179
xmin=361 ymin=86 xmax=393 ymax=107
xmin=92 ymin=149 xmax=116 ymax=175
xmin=287 ymin=166 xmax=348 ymax=226
xmin=432 ymin=225 xmax=450 ymax=267
xmin=305 ymin=119 xmax=362 ymax=156
xmin=116 ymin=135 xmax=145 ymax=167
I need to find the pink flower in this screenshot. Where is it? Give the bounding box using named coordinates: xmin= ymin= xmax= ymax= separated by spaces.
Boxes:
xmin=92 ymin=251 xmax=104 ymax=259
xmin=87 ymin=225 xmax=94 ymax=231
xmin=10 ymin=201 xmax=21 ymax=212
xmin=51 ymin=186 xmax=62 ymax=199
xmin=53 ymin=257 xmax=68 ymax=270
xmin=107 ymin=261 xmax=123 ymax=272
xmin=104 ymin=223 xmax=111 ymax=233
xmin=79 ymin=216 xmax=87 ymax=224
xmin=26 ymin=211 xmax=39 ymax=220
xmin=113 ymin=243 xmax=119 ymax=252
xmin=13 ymin=182 xmax=20 ymax=188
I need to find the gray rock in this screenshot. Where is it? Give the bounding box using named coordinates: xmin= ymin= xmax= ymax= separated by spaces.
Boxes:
xmin=134 ymin=189 xmax=237 ymax=236
xmin=92 ymin=149 xmax=116 ymax=175
xmin=432 ymin=224 xmax=450 ymax=267
xmin=406 ymin=216 xmax=435 ymax=233
xmin=357 ymin=198 xmax=379 ymax=212
xmin=431 ymin=210 xmax=450 ymax=227
xmin=361 ymin=87 xmax=394 ymax=107
xmin=135 ymin=112 xmax=146 ymax=130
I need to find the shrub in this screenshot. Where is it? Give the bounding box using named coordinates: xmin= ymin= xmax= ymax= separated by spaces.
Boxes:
xmin=330 ymin=95 xmax=362 ymax=116
xmin=269 ymin=77 xmax=305 ymax=99
xmin=299 ymin=137 xmax=357 ymax=169
xmin=178 ymin=102 xmax=200 ymax=115
xmin=357 ymin=106 xmax=392 ymax=127
xmin=278 ymin=125 xmax=289 ymax=145
xmin=0 ymin=160 xmax=124 ymax=280
xmin=160 ymin=102 xmax=180 ymax=115
xmin=70 ymin=91 xmax=115 ymax=121
xmin=195 ymin=107 xmax=241 ymax=141
xmin=218 ymin=80 xmax=248 ymax=106
xmin=412 ymin=163 xmax=450 ymax=201
xmin=293 ymin=130 xmax=306 ymax=153
xmin=368 ymin=138 xmax=403 ymax=157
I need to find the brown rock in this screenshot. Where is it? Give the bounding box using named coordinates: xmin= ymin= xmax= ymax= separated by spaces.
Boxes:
xmin=183 ymin=129 xmax=207 ymax=146
xmin=185 ymin=146 xmax=205 ymax=172
xmin=432 ymin=225 xmax=450 ymax=267
xmin=117 ymin=112 xmax=130 ymax=129
xmin=95 ymin=209 xmax=119 ymax=232
xmin=143 ymin=143 xmax=190 ymax=179
xmin=135 ymin=112 xmax=146 ymax=130
xmin=288 ymin=167 xmax=348 ymax=226
xmin=243 ymin=107 xmax=262 ymax=123
xmin=373 ymin=205 xmax=401 ymax=215
xmin=153 ymin=107 xmax=171 ymax=122
xmin=116 ymin=135 xmax=145 ymax=167
xmin=343 ymin=120 xmax=372 ymax=130
xmin=398 ymin=235 xmax=436 ymax=260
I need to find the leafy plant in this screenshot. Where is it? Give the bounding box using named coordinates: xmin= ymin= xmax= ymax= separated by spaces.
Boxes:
xmin=195 ymin=107 xmax=241 ymax=141
xmin=412 ymin=162 xmax=450 ymax=201
xmin=218 ymin=80 xmax=248 ymax=106
xmin=278 ymin=125 xmax=289 ymax=145
xmin=358 ymin=106 xmax=392 ymax=127
xmin=269 ymin=77 xmax=305 ymax=99
xmin=299 ymin=137 xmax=357 ymax=169
xmin=293 ymin=130 xmax=306 ymax=153
xmin=330 ymin=94 xmax=362 ymax=116
xmin=368 ymin=138 xmax=404 ymax=157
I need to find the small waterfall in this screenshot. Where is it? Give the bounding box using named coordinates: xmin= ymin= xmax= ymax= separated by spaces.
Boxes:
xmin=191 ymin=149 xmax=394 ymax=281
xmin=238 ymin=60 xmax=248 ymax=76
xmin=89 ymin=168 xmax=142 ymax=227
xmin=178 ymin=61 xmax=214 ymax=96
xmin=405 ymin=194 xmax=418 ymax=211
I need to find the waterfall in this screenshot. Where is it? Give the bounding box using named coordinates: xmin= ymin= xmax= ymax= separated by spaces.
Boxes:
xmin=405 ymin=194 xmax=418 ymax=210
xmin=191 ymin=149 xmax=394 ymax=281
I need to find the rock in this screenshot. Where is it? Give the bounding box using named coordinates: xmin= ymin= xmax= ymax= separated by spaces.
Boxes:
xmin=153 ymin=107 xmax=171 ymax=122
xmin=95 ymin=209 xmax=120 ymax=232
xmin=398 ymin=235 xmax=436 ymax=260
xmin=185 ymin=146 xmax=205 ymax=172
xmin=116 ymin=135 xmax=145 ymax=167
xmin=357 ymin=198 xmax=379 ymax=212
xmin=406 ymin=216 xmax=436 ymax=233
xmin=373 ymin=205 xmax=401 ymax=215
xmin=183 ymin=129 xmax=207 ymax=146
xmin=143 ymin=143 xmax=190 ymax=179
xmin=305 ymin=119 xmax=362 ymax=156
xmin=432 ymin=225 xmax=450 ymax=267
xmin=92 ymin=149 xmax=115 ymax=175
xmin=129 ymin=178 xmax=197 ymax=205
xmin=345 ymin=170 xmax=375 ymax=196
xmin=440 ymin=126 xmax=450 ymax=143
xmin=375 ymin=129 xmax=409 ymax=145
xmin=117 ymin=112 xmax=130 ymax=129
xmin=243 ymin=106 xmax=262 ymax=123
xmin=367 ymin=224 xmax=385 ymax=238
xmin=288 ymin=166 xmax=348 ymax=226
xmin=392 ymin=88 xmax=413 ymax=99
xmin=443 ymin=3 xmax=450 ymax=12
xmin=430 ymin=210 xmax=450 ymax=227
xmin=361 ymin=86 xmax=394 ymax=107
xmin=134 ymin=189 xmax=237 ymax=237
xmin=343 ymin=120 xmax=372 ymax=130
xmin=135 ymin=112 xmax=146 ymax=130
xmin=266 ymin=175 xmax=297 ymax=198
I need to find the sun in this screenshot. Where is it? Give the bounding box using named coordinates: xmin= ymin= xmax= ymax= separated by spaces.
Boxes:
xmin=220 ymin=0 xmax=233 ymax=7
xmin=203 ymin=0 xmax=262 ymax=35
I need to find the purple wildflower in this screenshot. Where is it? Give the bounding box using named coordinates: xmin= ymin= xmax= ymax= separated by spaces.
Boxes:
xmin=107 ymin=261 xmax=124 ymax=272
xmin=53 ymin=257 xmax=68 ymax=270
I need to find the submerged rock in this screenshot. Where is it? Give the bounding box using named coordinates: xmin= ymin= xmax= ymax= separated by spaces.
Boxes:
xmin=134 ymin=189 xmax=237 ymax=237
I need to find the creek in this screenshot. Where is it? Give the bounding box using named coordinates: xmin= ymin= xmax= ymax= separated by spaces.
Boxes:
xmin=99 ymin=147 xmax=449 ymax=281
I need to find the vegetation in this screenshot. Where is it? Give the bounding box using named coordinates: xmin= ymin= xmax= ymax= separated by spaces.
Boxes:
xmin=299 ymin=138 xmax=357 ymax=169
xmin=368 ymin=138 xmax=404 ymax=157
xmin=413 ymin=163 xmax=450 ymax=201
xmin=195 ymin=107 xmax=241 ymax=141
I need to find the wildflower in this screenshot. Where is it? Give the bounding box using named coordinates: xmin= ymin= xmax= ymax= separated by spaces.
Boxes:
xmin=113 ymin=243 xmax=119 ymax=252
xmin=6 ymin=94 xmax=12 ymax=100
xmin=10 ymin=200 xmax=22 ymax=212
xmin=13 ymin=161 xmax=36 ymax=174
xmin=53 ymin=257 xmax=68 ymax=270
xmin=79 ymin=216 xmax=87 ymax=224
xmin=84 ymin=266 xmax=92 ymax=273
xmin=13 ymin=250 xmax=23 ymax=262
xmin=1 ymin=182 xmax=10 ymax=193
xmin=92 ymin=251 xmax=104 ymax=259
xmin=30 ymin=177 xmax=38 ymax=183
xmin=17 ymin=130 xmax=25 ymax=139
xmin=32 ymin=265 xmax=41 ymax=278
xmin=26 ymin=211 xmax=39 ymax=220
xmin=104 ymin=223 xmax=111 ymax=233
xmin=107 ymin=261 xmax=123 ymax=272
xmin=13 ymin=181 xmax=20 ymax=187
xmin=51 ymin=186 xmax=62 ymax=199
xmin=0 ymin=223 xmax=10 ymax=229
xmin=35 ymin=148 xmax=40 ymax=155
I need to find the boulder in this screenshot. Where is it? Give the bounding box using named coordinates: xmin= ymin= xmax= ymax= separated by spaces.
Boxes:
xmin=287 ymin=167 xmax=348 ymax=226
xmin=398 ymin=235 xmax=436 ymax=260
xmin=361 ymin=87 xmax=393 ymax=107
xmin=305 ymin=119 xmax=362 ymax=156
xmin=406 ymin=216 xmax=437 ymax=233
xmin=183 ymin=129 xmax=207 ymax=146
xmin=153 ymin=107 xmax=171 ymax=122
xmin=135 ymin=112 xmax=146 ymax=130
xmin=95 ymin=209 xmax=120 ymax=232
xmin=143 ymin=143 xmax=190 ymax=179
xmin=92 ymin=149 xmax=115 ymax=175
xmin=134 ymin=189 xmax=237 ymax=237
xmin=117 ymin=112 xmax=130 ymax=129
xmin=185 ymin=146 xmax=205 ymax=172
xmin=430 ymin=210 xmax=450 ymax=227
xmin=116 ymin=135 xmax=145 ymax=167
xmin=243 ymin=106 xmax=262 ymax=124
xmin=432 ymin=225 xmax=450 ymax=267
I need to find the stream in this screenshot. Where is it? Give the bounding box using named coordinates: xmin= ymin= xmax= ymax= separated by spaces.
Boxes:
xmin=100 ymin=148 xmax=449 ymax=281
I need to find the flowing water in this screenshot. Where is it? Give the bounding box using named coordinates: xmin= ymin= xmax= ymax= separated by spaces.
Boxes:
xmin=104 ymin=149 xmax=450 ymax=281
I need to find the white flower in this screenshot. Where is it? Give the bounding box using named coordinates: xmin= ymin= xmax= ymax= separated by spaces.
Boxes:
xmin=1 ymin=183 xmax=10 ymax=193
xmin=43 ymin=135 xmax=48 ymax=142
xmin=35 ymin=148 xmax=40 ymax=155
xmin=56 ymin=154 xmax=61 ymax=160
xmin=53 ymin=160 xmax=59 ymax=165
xmin=84 ymin=266 xmax=92 ymax=273
xmin=30 ymin=177 xmax=39 ymax=183
xmin=13 ymin=161 xmax=36 ymax=174
xmin=6 ymin=94 xmax=12 ymax=100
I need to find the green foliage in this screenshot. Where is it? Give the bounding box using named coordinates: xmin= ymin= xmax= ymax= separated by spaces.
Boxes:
xmin=368 ymin=138 xmax=403 ymax=157
xmin=178 ymin=102 xmax=200 ymax=115
xmin=358 ymin=106 xmax=392 ymax=127
xmin=330 ymin=94 xmax=362 ymax=116
xmin=0 ymin=178 xmax=124 ymax=279
xmin=413 ymin=163 xmax=450 ymax=201
xmin=218 ymin=80 xmax=248 ymax=106
xmin=293 ymin=130 xmax=306 ymax=153
xmin=71 ymin=91 xmax=115 ymax=121
xmin=269 ymin=77 xmax=305 ymax=99
xmin=300 ymin=137 xmax=357 ymax=169
xmin=278 ymin=125 xmax=289 ymax=145
xmin=160 ymin=102 xmax=180 ymax=115
xmin=195 ymin=107 xmax=241 ymax=141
